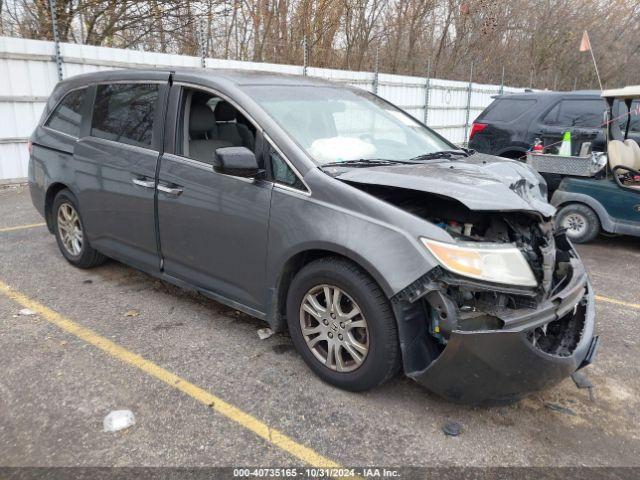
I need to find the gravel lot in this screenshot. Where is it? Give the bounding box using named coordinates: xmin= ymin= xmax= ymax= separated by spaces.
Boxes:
xmin=1 ymin=184 xmax=639 ymax=469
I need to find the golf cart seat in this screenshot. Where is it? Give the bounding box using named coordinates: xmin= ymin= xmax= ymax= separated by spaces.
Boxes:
xmin=624 ymin=139 xmax=640 ymax=168
xmin=607 ymin=140 xmax=637 ymax=170
xmin=608 ymin=139 xmax=640 ymax=189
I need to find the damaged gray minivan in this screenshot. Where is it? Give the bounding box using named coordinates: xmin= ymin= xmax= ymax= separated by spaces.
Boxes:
xmin=29 ymin=69 xmax=599 ymax=403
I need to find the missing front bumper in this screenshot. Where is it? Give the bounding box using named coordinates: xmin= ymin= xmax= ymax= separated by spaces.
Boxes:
xmin=408 ymin=286 xmax=596 ymax=404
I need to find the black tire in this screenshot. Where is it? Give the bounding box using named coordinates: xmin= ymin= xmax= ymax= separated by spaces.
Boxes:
xmin=52 ymin=189 xmax=107 ymax=268
xmin=286 ymin=257 xmax=400 ymax=391
xmin=556 ymin=203 xmax=600 ymax=244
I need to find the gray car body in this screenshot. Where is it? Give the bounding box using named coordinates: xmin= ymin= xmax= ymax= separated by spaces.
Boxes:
xmin=29 ymin=69 xmax=454 ymax=321
xmin=29 ymin=68 xmax=597 ymax=403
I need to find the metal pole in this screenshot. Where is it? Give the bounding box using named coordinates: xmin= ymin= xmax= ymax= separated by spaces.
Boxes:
xmin=553 ymin=73 xmax=558 ymax=91
xmin=372 ymin=44 xmax=380 ymax=95
xmin=423 ymin=59 xmax=431 ymax=125
xmin=303 ymin=35 xmax=308 ymax=76
xmin=464 ymin=62 xmax=474 ymax=146
xmin=529 ymin=70 xmax=533 ymax=89
xmin=573 ymin=77 xmax=578 ymax=91
xmin=499 ymin=65 xmax=505 ymax=95
xmin=197 ymin=17 xmax=206 ymax=68
xmin=49 ymin=0 xmax=63 ymax=81
xmin=588 ymin=45 xmax=603 ymax=91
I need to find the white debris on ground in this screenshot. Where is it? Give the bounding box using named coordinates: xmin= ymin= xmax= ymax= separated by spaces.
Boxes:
xmin=103 ymin=410 xmax=135 ymax=433
xmin=257 ymin=327 xmax=274 ymax=340
xmin=18 ymin=308 xmax=36 ymax=316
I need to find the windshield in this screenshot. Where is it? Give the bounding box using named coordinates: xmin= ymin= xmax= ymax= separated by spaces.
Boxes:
xmin=244 ymin=85 xmax=454 ymax=165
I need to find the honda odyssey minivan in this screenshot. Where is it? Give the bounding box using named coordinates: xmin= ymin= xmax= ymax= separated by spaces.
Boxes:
xmin=29 ymin=69 xmax=599 ymax=404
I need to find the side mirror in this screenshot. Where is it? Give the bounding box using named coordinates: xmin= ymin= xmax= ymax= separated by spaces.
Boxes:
xmin=214 ymin=147 xmax=260 ymax=177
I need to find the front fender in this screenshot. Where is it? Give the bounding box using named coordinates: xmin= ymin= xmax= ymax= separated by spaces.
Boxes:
xmin=266 ymin=187 xmax=438 ymax=300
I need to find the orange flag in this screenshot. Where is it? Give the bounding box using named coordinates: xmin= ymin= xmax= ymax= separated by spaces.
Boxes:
xmin=579 ymin=31 xmax=591 ymax=52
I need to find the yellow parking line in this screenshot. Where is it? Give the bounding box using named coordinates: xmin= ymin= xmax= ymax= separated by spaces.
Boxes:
xmin=595 ymin=295 xmax=640 ymax=310
xmin=0 ymin=280 xmax=340 ymax=468
xmin=0 ymin=222 xmax=46 ymax=233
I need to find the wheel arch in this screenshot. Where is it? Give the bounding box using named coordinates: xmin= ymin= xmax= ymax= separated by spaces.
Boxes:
xmin=268 ymin=246 xmax=392 ymax=332
xmin=496 ymin=148 xmax=528 ymax=160
xmin=44 ymin=182 xmax=72 ymax=233
xmin=551 ymin=190 xmax=615 ymax=233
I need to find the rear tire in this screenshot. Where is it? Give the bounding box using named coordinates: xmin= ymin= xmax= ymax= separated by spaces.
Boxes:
xmin=52 ymin=189 xmax=107 ymax=268
xmin=286 ymin=257 xmax=400 ymax=392
xmin=557 ymin=203 xmax=600 ymax=244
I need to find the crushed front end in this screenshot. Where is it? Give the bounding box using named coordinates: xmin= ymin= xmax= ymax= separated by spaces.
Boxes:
xmin=391 ymin=209 xmax=598 ymax=404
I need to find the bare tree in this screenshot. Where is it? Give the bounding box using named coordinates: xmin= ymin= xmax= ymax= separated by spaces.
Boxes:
xmin=3 ymin=0 xmax=640 ymax=89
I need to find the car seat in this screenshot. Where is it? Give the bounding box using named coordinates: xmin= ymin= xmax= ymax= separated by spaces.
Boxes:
xmin=213 ymin=101 xmax=255 ymax=150
xmin=188 ymin=104 xmax=233 ymax=164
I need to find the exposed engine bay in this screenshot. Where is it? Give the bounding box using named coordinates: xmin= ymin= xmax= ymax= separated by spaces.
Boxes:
xmin=350 ymin=184 xmax=587 ymax=359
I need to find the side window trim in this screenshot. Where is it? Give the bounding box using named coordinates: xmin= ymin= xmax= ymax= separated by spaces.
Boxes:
xmin=265 ymin=133 xmax=311 ymax=195
xmin=541 ymin=101 xmax=561 ymax=125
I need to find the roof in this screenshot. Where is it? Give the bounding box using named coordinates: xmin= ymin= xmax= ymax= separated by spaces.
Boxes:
xmin=497 ymin=89 xmax=600 ymax=99
xmin=60 ymin=67 xmax=339 ymax=88
xmin=601 ymin=85 xmax=640 ymax=99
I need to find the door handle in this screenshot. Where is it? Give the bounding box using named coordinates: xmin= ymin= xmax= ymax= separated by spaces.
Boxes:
xmin=157 ymin=184 xmax=183 ymax=196
xmin=132 ymin=178 xmax=155 ymax=188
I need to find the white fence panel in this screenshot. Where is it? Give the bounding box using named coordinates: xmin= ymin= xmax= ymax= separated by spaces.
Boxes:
xmin=0 ymin=36 xmax=528 ymax=181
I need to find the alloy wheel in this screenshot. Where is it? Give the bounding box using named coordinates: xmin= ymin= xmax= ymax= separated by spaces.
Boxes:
xmin=299 ymin=284 xmax=369 ymax=372
xmin=57 ymin=202 xmax=83 ymax=256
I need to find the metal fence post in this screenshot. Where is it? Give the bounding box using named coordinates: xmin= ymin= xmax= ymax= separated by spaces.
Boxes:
xmin=49 ymin=0 xmax=63 ymax=81
xmin=423 ymin=59 xmax=431 ymax=125
xmin=499 ymin=65 xmax=505 ymax=95
xmin=303 ymin=35 xmax=308 ymax=76
xmin=464 ymin=62 xmax=474 ymax=145
xmin=372 ymin=44 xmax=380 ymax=94
xmin=197 ymin=17 xmax=206 ymax=68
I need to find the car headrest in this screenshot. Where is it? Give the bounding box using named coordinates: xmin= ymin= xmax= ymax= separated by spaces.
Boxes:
xmin=214 ymin=101 xmax=237 ymax=122
xmin=189 ymin=104 xmax=218 ymax=135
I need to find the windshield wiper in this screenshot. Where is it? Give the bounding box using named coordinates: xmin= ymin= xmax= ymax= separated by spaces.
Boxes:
xmin=321 ymin=158 xmax=414 ymax=168
xmin=409 ymin=150 xmax=470 ymax=162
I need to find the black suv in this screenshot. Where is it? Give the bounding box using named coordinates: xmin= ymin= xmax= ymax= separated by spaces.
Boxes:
xmin=469 ymin=90 xmax=640 ymax=160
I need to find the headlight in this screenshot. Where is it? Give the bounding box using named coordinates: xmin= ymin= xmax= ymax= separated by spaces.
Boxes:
xmin=421 ymin=238 xmax=537 ymax=287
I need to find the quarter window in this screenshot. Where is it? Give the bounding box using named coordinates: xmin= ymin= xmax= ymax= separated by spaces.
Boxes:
xmin=482 ymin=99 xmax=536 ymax=122
xmin=45 ymin=88 xmax=87 ymax=137
xmin=91 ymin=83 xmax=159 ymax=147
xmin=270 ymin=150 xmax=305 ymax=191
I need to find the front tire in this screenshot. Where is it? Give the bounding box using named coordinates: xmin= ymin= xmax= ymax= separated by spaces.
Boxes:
xmin=286 ymin=257 xmax=400 ymax=391
xmin=557 ymin=203 xmax=600 ymax=244
xmin=52 ymin=189 xmax=106 ymax=268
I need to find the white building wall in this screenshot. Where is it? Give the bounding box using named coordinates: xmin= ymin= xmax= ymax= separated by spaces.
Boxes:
xmin=0 ymin=36 xmax=525 ymax=181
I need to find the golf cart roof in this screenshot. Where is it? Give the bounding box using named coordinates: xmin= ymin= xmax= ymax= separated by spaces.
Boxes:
xmin=601 ymin=85 xmax=640 ymax=99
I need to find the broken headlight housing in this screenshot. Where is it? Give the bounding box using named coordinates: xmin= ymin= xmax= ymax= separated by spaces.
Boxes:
xmin=421 ymin=238 xmax=538 ymax=287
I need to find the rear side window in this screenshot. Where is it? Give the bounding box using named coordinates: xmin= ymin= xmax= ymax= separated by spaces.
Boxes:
xmin=91 ymin=83 xmax=159 ymax=147
xmin=543 ymin=99 xmax=605 ymax=128
xmin=45 ymin=88 xmax=87 ymax=137
xmin=481 ymin=99 xmax=536 ymax=122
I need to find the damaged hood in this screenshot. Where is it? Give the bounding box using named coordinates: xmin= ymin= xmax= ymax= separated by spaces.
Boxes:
xmin=335 ymin=153 xmax=555 ymax=217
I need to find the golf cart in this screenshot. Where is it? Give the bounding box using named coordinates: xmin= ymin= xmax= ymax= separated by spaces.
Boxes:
xmin=548 ymin=86 xmax=640 ymax=243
